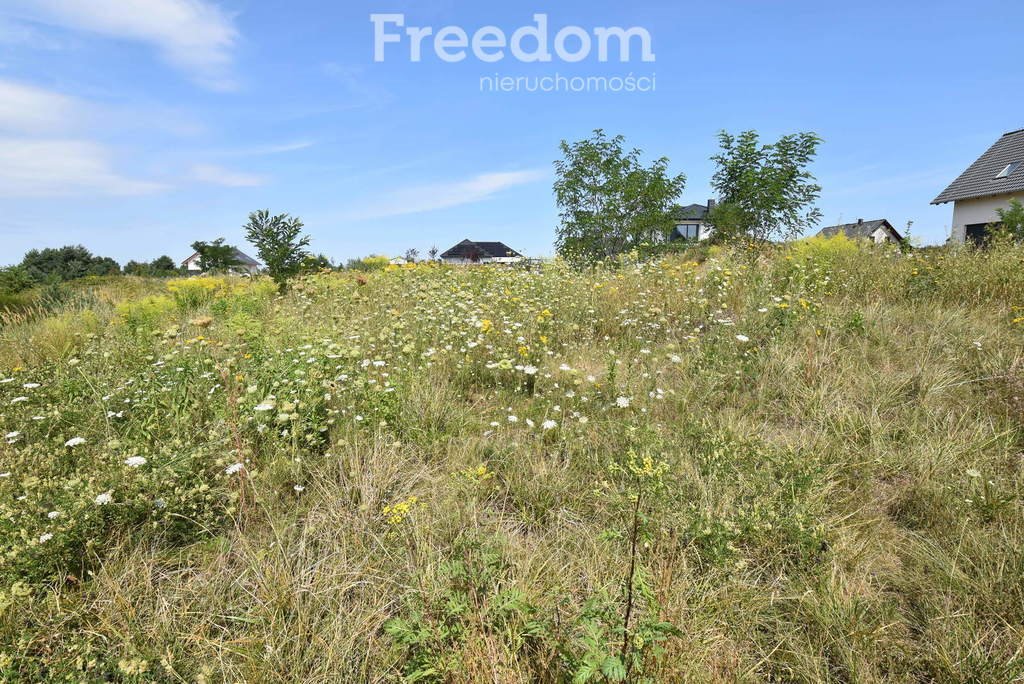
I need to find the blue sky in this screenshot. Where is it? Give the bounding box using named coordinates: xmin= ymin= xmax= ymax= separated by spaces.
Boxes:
xmin=1 ymin=0 xmax=1022 ymax=266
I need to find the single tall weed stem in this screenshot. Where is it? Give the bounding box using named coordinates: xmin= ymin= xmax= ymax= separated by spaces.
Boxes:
xmin=621 ymin=487 xmax=643 ymax=673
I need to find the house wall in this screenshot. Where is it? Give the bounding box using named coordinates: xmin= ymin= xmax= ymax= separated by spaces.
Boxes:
xmin=870 ymin=227 xmax=899 ymax=244
xmin=949 ymin=193 xmax=1022 ymax=242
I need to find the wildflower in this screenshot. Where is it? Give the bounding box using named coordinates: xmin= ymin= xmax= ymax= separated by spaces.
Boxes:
xmin=38 ymin=533 xmax=53 ymax=543
xmin=65 ymin=437 xmax=86 ymax=448
xmin=95 ymin=491 xmax=114 ymax=505
xmin=124 ymin=456 xmax=147 ymax=468
xmin=22 ymin=383 xmax=40 ymax=389
xmin=615 ymin=396 xmax=631 ymax=409
xmin=735 ymin=334 xmax=750 ymax=343
xmin=507 ymin=415 xmax=518 ymax=423
xmin=5 ymin=431 xmax=19 ymax=440
xmin=11 ymin=397 xmax=27 ymax=404
xmin=522 ymin=365 xmax=538 ymax=375
xmin=293 ymin=485 xmax=306 ymax=493
xmin=541 ymin=419 xmax=558 ymax=430
xmin=47 ymin=511 xmax=61 ymax=519
xmin=225 ymin=463 xmax=245 ymax=475
xmin=479 ymin=319 xmax=493 ymax=333
xmin=254 ymin=402 xmax=275 ymax=412
xmin=382 ymin=495 xmax=419 ymax=525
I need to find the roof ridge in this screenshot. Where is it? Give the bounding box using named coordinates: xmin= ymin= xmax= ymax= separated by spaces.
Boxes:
xmin=1003 ymin=128 xmax=1024 ymax=136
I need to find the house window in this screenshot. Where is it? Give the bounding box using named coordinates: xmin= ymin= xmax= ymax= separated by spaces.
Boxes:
xmin=676 ymin=223 xmax=700 ymax=240
xmin=995 ymin=161 xmax=1021 ymax=179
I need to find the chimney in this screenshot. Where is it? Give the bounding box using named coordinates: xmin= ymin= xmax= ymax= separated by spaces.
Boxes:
xmin=857 ymin=218 xmax=863 ymax=225
xmin=708 ymin=199 xmax=716 ymax=211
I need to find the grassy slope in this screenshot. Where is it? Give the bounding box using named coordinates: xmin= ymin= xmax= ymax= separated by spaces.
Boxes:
xmin=1 ymin=240 xmax=1022 ymax=682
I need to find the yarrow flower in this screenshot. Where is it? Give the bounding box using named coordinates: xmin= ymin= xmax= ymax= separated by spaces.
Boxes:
xmin=124 ymin=456 xmax=147 ymax=468
xmin=735 ymin=334 xmax=751 ymax=343
xmin=615 ymin=396 xmax=631 ymax=408
xmin=38 ymin=533 xmax=53 ymax=543
xmin=95 ymin=491 xmax=114 ymax=505
xmin=541 ymin=419 xmax=558 ymax=430
xmin=65 ymin=437 xmax=86 ymax=448
xmin=225 ymin=463 xmax=245 ymax=475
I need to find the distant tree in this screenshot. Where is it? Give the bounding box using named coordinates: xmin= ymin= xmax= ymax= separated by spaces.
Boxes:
xmin=123 ymin=260 xmax=148 ymax=276
xmin=243 ymin=209 xmax=311 ymax=292
xmin=301 ymin=253 xmax=334 ymax=272
xmin=191 ymin=238 xmax=241 ymax=273
xmin=346 ymin=255 xmax=389 ymax=271
xmin=404 ymin=248 xmax=419 ymax=263
xmin=150 ymin=255 xmax=179 ymax=275
xmin=554 ymin=129 xmax=686 ymax=264
xmin=19 ymin=245 xmax=121 ymax=283
xmin=428 ymin=245 xmax=439 ymax=261
xmin=0 ymin=266 xmax=33 ymax=295
xmin=707 ymin=130 xmax=823 ymax=244
xmin=124 ymin=255 xmax=179 ymax=277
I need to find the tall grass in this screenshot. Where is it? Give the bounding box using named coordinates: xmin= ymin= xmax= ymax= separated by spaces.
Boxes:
xmin=0 ymin=241 xmax=1022 ymax=681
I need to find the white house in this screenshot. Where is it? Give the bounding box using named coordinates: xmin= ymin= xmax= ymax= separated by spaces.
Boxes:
xmin=181 ymin=248 xmax=261 ymax=275
xmin=439 ymin=240 xmax=524 ymax=265
xmin=815 ymin=218 xmax=903 ymax=244
xmin=933 ymin=128 xmax=1024 ymax=244
xmin=670 ymin=200 xmax=716 ymax=241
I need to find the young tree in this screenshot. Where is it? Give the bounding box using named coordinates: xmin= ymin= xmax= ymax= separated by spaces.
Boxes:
xmin=191 ymin=239 xmax=241 ymax=272
xmin=243 ymin=209 xmax=310 ymax=291
xmin=554 ymin=130 xmax=686 ymax=264
xmin=995 ymin=198 xmax=1024 ymax=241
xmin=0 ymin=266 xmax=33 ymax=295
xmin=427 ymin=245 xmax=439 ymax=261
xmin=403 ymin=248 xmax=419 ymax=263
xmin=707 ymin=130 xmax=823 ymax=244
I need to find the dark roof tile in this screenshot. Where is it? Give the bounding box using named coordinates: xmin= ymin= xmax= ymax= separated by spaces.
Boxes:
xmin=933 ymin=129 xmax=1024 ymax=204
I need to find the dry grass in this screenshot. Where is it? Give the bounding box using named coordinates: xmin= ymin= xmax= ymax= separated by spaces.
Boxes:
xmin=1 ymin=240 xmax=1023 ymax=682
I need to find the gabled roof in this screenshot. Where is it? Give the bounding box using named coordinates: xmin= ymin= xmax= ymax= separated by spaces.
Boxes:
xmin=816 ymin=219 xmax=902 ymax=241
xmin=671 ymin=203 xmax=710 ymax=221
xmin=182 ymin=247 xmax=260 ymax=267
xmin=440 ymin=239 xmax=523 ymax=259
xmin=933 ymin=128 xmax=1024 ymax=204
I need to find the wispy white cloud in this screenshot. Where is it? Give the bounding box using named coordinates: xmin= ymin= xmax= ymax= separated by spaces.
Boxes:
xmin=0 ymin=138 xmax=166 ymax=196
xmin=221 ymin=140 xmax=315 ymax=156
xmin=0 ymin=78 xmax=78 ymax=133
xmin=4 ymin=0 xmax=238 ymax=90
xmin=346 ymin=170 xmax=546 ymax=220
xmin=0 ymin=78 xmax=166 ymax=197
xmin=190 ymin=163 xmax=265 ymax=187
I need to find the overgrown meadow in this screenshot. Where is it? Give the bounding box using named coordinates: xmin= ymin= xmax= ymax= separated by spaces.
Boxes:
xmin=1 ymin=237 xmax=1023 ymax=682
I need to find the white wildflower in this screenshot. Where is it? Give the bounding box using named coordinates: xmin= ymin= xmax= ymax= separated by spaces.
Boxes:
xmin=39 ymin=533 xmax=53 ymax=543
xmin=541 ymin=419 xmax=558 ymax=430
xmin=94 ymin=491 xmax=114 ymax=505
xmin=735 ymin=334 xmax=750 ymax=343
xmin=124 ymin=456 xmax=147 ymax=468
xmin=615 ymin=396 xmax=631 ymax=409
xmin=225 ymin=463 xmax=245 ymax=475
xmin=65 ymin=437 xmax=86 ymax=448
